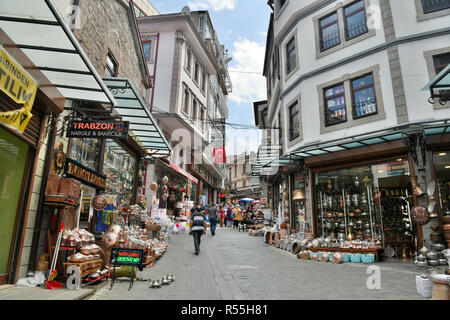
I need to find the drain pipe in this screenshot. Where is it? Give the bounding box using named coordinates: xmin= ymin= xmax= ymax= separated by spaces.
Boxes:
xmin=29 ymin=115 xmax=58 ymax=271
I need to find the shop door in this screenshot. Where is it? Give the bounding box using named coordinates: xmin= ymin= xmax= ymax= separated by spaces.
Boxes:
xmin=0 ymin=127 xmax=29 ymax=281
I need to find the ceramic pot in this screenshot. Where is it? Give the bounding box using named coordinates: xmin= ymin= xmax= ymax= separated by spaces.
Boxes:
xmin=430 ymin=233 xmax=442 ymax=242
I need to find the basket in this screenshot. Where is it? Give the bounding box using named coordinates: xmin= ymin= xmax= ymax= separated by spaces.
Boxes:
xmin=361 ymin=254 xmax=375 ymax=264
xmin=416 ymin=276 xmax=433 ymax=298
xmin=350 ymin=253 xmax=362 ymax=263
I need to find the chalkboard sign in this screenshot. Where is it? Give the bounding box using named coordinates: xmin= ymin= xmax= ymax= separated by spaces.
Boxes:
xmin=110 ymin=248 xmax=143 ymax=266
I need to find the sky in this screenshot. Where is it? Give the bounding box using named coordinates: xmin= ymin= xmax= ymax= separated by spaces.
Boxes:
xmin=148 ymin=0 xmax=271 ymax=156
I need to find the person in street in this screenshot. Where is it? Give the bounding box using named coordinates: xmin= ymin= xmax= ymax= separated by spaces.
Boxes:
xmin=227 ymin=205 xmax=233 ymax=227
xmin=219 ymin=205 xmax=225 ymax=228
xmin=189 ymin=203 xmax=207 ymax=255
xmin=233 ymin=206 xmax=243 ymax=229
xmin=207 ymin=203 xmax=218 ymax=236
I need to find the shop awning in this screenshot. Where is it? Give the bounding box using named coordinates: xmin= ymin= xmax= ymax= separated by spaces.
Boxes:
xmin=423 ymin=64 xmax=450 ymax=105
xmin=0 ymin=0 xmax=116 ymax=105
xmin=102 ymin=77 xmax=171 ymax=158
xmin=257 ymin=119 xmax=450 ymax=174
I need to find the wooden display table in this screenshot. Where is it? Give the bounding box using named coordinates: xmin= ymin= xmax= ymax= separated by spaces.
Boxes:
xmin=308 ymin=247 xmax=385 ymax=261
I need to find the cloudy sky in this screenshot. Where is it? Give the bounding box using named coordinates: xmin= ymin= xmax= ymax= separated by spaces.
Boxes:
xmin=148 ymin=0 xmax=271 ymax=156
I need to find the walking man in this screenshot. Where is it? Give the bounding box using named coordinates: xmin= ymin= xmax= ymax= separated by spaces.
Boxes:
xmin=207 ymin=203 xmax=218 ymax=236
xmin=189 ymin=203 xmax=207 ymax=255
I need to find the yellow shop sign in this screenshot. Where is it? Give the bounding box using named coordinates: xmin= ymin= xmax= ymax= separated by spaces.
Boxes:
xmin=0 ymin=46 xmax=37 ymax=132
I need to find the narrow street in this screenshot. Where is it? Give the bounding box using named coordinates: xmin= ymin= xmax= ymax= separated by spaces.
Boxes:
xmin=89 ymin=227 xmax=426 ymax=300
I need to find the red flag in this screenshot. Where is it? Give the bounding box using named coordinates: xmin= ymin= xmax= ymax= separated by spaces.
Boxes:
xmin=213 ymin=146 xmax=226 ymax=164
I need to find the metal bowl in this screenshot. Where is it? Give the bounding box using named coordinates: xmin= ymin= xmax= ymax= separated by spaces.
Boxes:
xmin=439 ymin=258 xmax=448 ymax=266
xmin=427 ymin=250 xmax=438 ymax=260
xmin=431 ymin=242 xmax=445 ymax=252
xmin=416 ymin=261 xmax=428 ymax=267
xmin=428 ymin=259 xmax=439 ymax=266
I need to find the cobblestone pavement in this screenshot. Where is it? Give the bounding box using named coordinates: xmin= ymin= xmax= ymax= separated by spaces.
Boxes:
xmin=89 ymin=227 xmax=428 ymax=300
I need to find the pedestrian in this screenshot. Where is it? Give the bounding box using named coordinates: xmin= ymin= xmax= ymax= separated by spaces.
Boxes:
xmin=219 ymin=205 xmax=225 ymax=228
xmin=227 ymin=205 xmax=233 ymax=227
xmin=207 ymin=203 xmax=218 ymax=236
xmin=189 ymin=203 xmax=207 ymax=255
xmin=233 ymin=206 xmax=243 ymax=229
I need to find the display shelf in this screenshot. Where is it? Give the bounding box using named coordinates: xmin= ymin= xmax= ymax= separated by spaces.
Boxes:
xmin=308 ymin=247 xmax=384 ymax=261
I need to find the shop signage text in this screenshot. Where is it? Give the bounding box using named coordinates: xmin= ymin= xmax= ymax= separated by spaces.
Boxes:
xmin=110 ymin=248 xmax=143 ymax=266
xmin=66 ymin=120 xmax=129 ymax=139
xmin=65 ymin=158 xmax=106 ymax=190
xmin=0 ymin=46 xmax=37 ymax=132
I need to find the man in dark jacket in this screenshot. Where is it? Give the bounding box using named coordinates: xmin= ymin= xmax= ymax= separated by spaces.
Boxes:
xmin=207 ymin=203 xmax=218 ymax=236
xmin=189 ymin=203 xmax=207 ymax=255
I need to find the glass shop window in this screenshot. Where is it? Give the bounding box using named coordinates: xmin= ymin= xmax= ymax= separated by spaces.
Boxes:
xmin=314 ymin=158 xmax=414 ymax=254
xmin=432 ymin=151 xmax=450 ymax=216
xmin=69 ymin=138 xmax=102 ymax=172
xmin=103 ymin=140 xmax=136 ymax=206
xmin=143 ymin=41 xmax=152 ymax=61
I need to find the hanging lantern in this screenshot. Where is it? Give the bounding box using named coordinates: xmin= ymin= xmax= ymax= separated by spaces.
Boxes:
xmin=162 ymin=176 xmax=169 ymax=184
xmin=161 ymin=185 xmax=168 ymax=193
xmin=162 ymin=193 xmax=168 ymax=201
xmin=150 ymin=182 xmax=158 ymax=192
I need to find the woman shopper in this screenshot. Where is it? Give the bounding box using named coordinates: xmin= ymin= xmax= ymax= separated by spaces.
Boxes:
xmin=219 ymin=205 xmax=225 ymax=228
xmin=227 ymin=205 xmax=233 ymax=227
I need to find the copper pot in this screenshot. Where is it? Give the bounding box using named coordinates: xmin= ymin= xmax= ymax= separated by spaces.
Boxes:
xmin=325 ymin=212 xmax=334 ymax=219
xmin=337 ymin=212 xmax=345 ymax=218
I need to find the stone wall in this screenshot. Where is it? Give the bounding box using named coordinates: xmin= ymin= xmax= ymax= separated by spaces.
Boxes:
xmin=74 ymin=0 xmax=149 ymax=99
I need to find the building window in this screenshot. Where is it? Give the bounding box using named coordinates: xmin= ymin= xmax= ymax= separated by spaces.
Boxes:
xmin=285 ymin=37 xmax=296 ymax=74
xmin=235 ymin=165 xmax=237 ymax=177
xmin=288 ymin=102 xmax=299 ymax=140
xmin=200 ymin=106 xmax=205 ymax=130
xmin=194 ymin=61 xmax=200 ymax=84
xmin=104 ymin=51 xmax=118 ymax=77
xmin=421 ymin=0 xmax=450 ymax=13
xmin=351 ymin=73 xmax=377 ymax=119
xmin=192 ymin=98 xmax=198 ymax=123
xmin=433 ymin=52 xmax=450 ymax=74
xmin=183 ymin=87 xmax=190 ymax=114
xmin=143 ymin=41 xmax=152 ymax=61
xmin=324 ymin=83 xmax=346 ymax=126
xmin=186 ymin=48 xmax=192 ymax=73
xmin=343 ymin=0 xmax=368 ymax=40
xmin=202 ymin=72 xmax=207 ymax=92
xmin=319 ymin=12 xmax=340 ymax=51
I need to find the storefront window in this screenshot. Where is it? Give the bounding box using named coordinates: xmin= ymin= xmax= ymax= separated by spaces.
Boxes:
xmin=0 ymin=127 xmax=29 ymax=275
xmin=69 ymin=138 xmax=102 ymax=172
xmin=314 ymin=158 xmax=414 ymax=256
xmin=433 ymin=151 xmax=450 ymax=216
xmin=103 ymin=140 xmax=136 ymax=206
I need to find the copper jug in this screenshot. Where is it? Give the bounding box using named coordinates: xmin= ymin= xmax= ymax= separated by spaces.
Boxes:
xmin=347 ymin=227 xmax=354 ymax=241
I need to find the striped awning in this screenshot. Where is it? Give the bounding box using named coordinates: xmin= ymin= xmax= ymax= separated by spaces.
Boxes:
xmin=103 ymin=77 xmax=171 ymax=158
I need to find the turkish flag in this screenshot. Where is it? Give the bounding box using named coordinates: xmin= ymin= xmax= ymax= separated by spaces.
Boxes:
xmin=213 ymin=146 xmax=226 ymax=164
